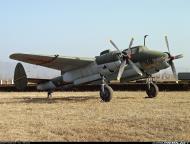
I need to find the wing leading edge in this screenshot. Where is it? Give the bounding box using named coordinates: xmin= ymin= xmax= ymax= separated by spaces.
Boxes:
xmin=10 ymin=53 xmax=95 ymax=72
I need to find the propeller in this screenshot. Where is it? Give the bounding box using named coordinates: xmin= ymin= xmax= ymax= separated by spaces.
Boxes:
xmin=164 ymin=36 xmax=183 ymax=83
xmin=165 ymin=36 xmax=171 ymax=54
xmin=110 ymin=38 xmax=143 ymax=81
xmin=117 ymin=60 xmax=127 ymax=81
xmin=110 ymin=40 xmax=122 ymax=53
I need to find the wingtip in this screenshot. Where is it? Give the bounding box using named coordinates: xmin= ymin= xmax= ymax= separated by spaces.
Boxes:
xmin=9 ymin=53 xmax=23 ymax=60
xmin=9 ymin=54 xmax=15 ymax=59
xmin=9 ymin=53 xmax=17 ymax=59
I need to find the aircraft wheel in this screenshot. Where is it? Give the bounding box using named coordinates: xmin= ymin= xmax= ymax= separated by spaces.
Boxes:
xmin=146 ymin=83 xmax=159 ymax=98
xmin=100 ymin=85 xmax=113 ymax=102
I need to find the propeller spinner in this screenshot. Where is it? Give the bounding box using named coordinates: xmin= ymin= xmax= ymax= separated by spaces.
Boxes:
xmin=110 ymin=38 xmax=143 ymax=81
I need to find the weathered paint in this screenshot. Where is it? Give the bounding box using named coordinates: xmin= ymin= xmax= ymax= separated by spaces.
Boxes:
xmin=12 ymin=45 xmax=176 ymax=91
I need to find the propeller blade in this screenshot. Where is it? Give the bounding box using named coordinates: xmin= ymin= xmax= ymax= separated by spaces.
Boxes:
xmin=128 ymin=59 xmax=143 ymax=76
xmin=129 ymin=38 xmax=134 ymax=49
xmin=110 ymin=40 xmax=121 ymax=53
xmin=165 ymin=36 xmax=171 ymax=53
xmin=174 ymin=54 xmax=183 ymax=60
xmin=117 ymin=60 xmax=127 ymax=81
xmin=169 ymin=61 xmax=178 ymax=82
xmin=128 ymin=38 xmax=134 ymax=56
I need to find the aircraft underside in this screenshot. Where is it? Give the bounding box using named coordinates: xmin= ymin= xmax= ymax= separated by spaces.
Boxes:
xmin=14 ymin=62 xmax=160 ymax=102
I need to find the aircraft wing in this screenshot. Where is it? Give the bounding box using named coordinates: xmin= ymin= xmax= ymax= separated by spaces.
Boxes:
xmin=10 ymin=53 xmax=95 ymax=73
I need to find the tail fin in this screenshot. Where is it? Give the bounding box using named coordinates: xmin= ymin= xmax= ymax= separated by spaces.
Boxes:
xmin=14 ymin=63 xmax=27 ymax=90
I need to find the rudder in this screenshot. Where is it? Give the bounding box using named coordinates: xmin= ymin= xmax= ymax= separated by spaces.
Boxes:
xmin=14 ymin=63 xmax=27 ymax=90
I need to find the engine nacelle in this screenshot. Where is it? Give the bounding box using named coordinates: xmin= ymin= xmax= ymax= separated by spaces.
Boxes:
xmin=98 ymin=61 xmax=121 ymax=76
xmin=95 ymin=51 xmax=120 ymax=65
xmin=73 ymin=74 xmax=101 ymax=85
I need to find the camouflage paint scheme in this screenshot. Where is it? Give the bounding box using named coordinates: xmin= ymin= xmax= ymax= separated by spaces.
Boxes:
xmin=10 ymin=45 xmax=172 ymax=91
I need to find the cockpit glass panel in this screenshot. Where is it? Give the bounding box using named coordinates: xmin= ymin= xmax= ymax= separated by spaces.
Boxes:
xmin=124 ymin=46 xmax=139 ymax=54
xmin=123 ymin=46 xmax=148 ymax=54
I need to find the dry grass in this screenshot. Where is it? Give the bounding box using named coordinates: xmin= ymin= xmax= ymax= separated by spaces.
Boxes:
xmin=0 ymin=91 xmax=189 ymax=142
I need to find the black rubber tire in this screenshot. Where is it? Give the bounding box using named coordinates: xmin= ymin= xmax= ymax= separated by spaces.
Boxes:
xmin=146 ymin=83 xmax=159 ymax=98
xmin=100 ymin=85 xmax=113 ymax=102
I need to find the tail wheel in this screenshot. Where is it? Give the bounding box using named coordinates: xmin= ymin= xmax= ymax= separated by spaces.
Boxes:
xmin=146 ymin=83 xmax=159 ymax=98
xmin=47 ymin=91 xmax=53 ymax=99
xmin=100 ymin=85 xmax=113 ymax=102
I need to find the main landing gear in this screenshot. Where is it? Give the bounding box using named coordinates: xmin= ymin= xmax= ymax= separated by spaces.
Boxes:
xmin=146 ymin=76 xmax=159 ymax=98
xmin=100 ymin=76 xmax=113 ymax=102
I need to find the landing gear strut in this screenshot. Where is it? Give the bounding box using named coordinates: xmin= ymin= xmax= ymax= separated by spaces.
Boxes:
xmin=146 ymin=76 xmax=159 ymax=98
xmin=100 ymin=76 xmax=113 ymax=102
xmin=47 ymin=91 xmax=53 ymax=99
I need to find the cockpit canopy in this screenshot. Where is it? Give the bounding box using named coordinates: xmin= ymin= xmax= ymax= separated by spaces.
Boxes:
xmin=96 ymin=46 xmax=150 ymax=65
xmin=123 ymin=46 xmax=148 ymax=55
xmin=100 ymin=49 xmax=111 ymax=56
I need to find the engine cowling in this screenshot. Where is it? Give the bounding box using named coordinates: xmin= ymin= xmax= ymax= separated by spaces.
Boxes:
xmin=95 ymin=51 xmax=120 ymax=65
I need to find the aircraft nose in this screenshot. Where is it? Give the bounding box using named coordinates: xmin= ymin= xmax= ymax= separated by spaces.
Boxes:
xmin=163 ymin=52 xmax=183 ymax=62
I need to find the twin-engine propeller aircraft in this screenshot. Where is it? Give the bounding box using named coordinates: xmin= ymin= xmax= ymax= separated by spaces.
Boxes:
xmin=10 ymin=36 xmax=183 ymax=102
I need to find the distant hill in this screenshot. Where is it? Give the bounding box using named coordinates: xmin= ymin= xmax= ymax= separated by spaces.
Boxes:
xmin=0 ymin=61 xmax=60 ymax=80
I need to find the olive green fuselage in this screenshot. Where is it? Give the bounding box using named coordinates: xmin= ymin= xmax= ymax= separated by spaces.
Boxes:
xmin=94 ymin=46 xmax=170 ymax=82
xmin=61 ymin=46 xmax=170 ymax=87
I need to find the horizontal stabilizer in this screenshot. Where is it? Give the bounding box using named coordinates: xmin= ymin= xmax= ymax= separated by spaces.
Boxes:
xmin=27 ymin=78 xmax=50 ymax=84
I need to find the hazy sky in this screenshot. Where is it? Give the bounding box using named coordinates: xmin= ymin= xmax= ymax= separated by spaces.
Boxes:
xmin=0 ymin=0 xmax=189 ymax=70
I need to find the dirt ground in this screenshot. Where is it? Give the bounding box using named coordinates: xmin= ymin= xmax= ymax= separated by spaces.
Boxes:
xmin=0 ymin=91 xmax=189 ymax=142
